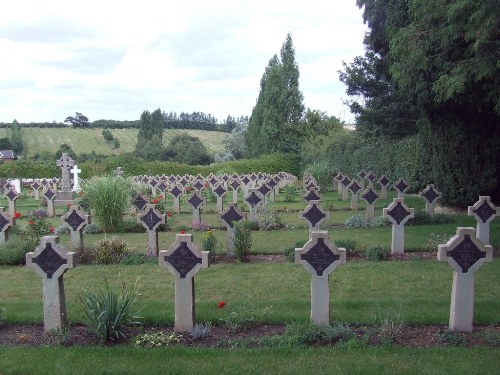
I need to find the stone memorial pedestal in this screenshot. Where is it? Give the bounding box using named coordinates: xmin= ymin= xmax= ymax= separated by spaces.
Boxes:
xmin=219 ymin=203 xmax=245 ymax=256
xmin=383 ymin=198 xmax=414 ymax=254
xmin=62 ymin=205 xmax=90 ymax=250
xmin=26 ymin=236 xmax=76 ymax=332
xmin=437 ymin=227 xmax=493 ymax=332
xmin=467 ymin=196 xmax=499 ymax=246
xmin=138 ymin=203 xmax=166 ymax=257
xmin=55 ymin=153 xmax=76 ymax=207
xmin=159 ymin=234 xmax=209 ymax=332
xmin=295 ymin=231 xmax=346 ymax=326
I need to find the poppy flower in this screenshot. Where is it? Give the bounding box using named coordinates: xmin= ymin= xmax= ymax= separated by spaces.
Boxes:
xmin=180 ymin=230 xmax=186 ymax=234
xmin=49 ymin=226 xmax=55 ymax=233
xmin=28 ymin=220 xmax=34 ymax=225
xmin=14 ymin=212 xmax=21 ymax=219
xmin=167 ymin=211 xmax=172 ymax=217
xmin=217 ymin=301 xmax=226 ymax=309
xmin=152 ymin=199 xmax=159 ymax=204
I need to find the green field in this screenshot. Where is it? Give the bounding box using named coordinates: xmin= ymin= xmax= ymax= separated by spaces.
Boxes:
xmin=0 ymin=128 xmax=225 ymax=157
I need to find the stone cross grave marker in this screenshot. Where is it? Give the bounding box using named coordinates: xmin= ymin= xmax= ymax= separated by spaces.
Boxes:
xmin=31 ymin=180 xmax=42 ymax=200
xmin=437 ymin=227 xmax=493 ymax=332
xmin=132 ymin=193 xmax=148 ymax=212
xmin=300 ymin=200 xmax=329 ymax=238
xmin=10 ymin=179 xmax=21 ymax=195
xmin=26 ymin=236 xmax=76 ymax=332
xmin=394 ymin=178 xmax=409 ymax=199
xmin=157 ymin=180 xmax=168 ymax=197
xmin=347 ymin=179 xmax=362 ymax=210
xmin=229 ymin=179 xmax=241 ymax=203
xmin=0 ymin=207 xmax=13 ymax=243
xmin=341 ymin=176 xmax=351 ymax=201
xmin=149 ymin=177 xmax=158 ymax=197
xmin=44 ymin=187 xmax=57 ymax=217
xmin=366 ymin=171 xmax=377 ymax=187
xmin=56 ymin=153 xmax=75 ymax=193
xmin=213 ymin=183 xmax=227 ymax=212
xmin=378 ymin=174 xmax=391 ymax=199
xmin=169 ymin=185 xmax=183 ymax=214
xmin=334 ymin=173 xmax=344 ymax=194
xmin=138 ymin=203 xmax=166 ymax=257
xmin=467 ymin=196 xmax=499 ymax=246
xmin=383 ymin=198 xmax=415 ymax=254
xmin=420 ymin=184 xmax=442 ymax=216
xmin=241 ymin=175 xmax=251 ymax=196
xmin=187 ymin=191 xmax=204 ymax=223
xmin=70 ymin=165 xmax=81 ymax=192
xmin=244 ymin=188 xmax=263 ymax=222
xmin=62 ymin=205 xmax=90 ymax=250
xmin=257 ymin=183 xmax=271 ymax=204
xmin=267 ymin=178 xmax=278 ymax=201
xmin=295 ymin=231 xmax=346 ymax=326
xmin=362 ymin=187 xmax=379 ymax=220
xmin=5 ymin=186 xmax=19 ymax=218
xmin=357 ymin=170 xmax=367 ymax=190
xmin=193 ymin=180 xmax=205 ymax=193
xmin=303 ymin=189 xmax=322 ymax=203
xmin=114 ymin=167 xmax=124 ymax=177
xmin=159 ymin=233 xmax=209 ymax=332
xmin=218 ymin=202 xmax=245 ymax=256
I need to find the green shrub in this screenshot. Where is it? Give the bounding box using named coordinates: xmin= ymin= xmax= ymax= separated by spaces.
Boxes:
xmin=92 ymin=236 xmax=130 ymax=264
xmin=201 ymin=230 xmax=219 ymax=261
xmin=82 ymin=176 xmax=132 ymax=232
xmin=282 ymin=184 xmax=299 ymax=202
xmin=345 ymin=214 xmax=365 ymax=228
xmin=83 ymin=223 xmax=103 ymax=234
xmin=437 ymin=330 xmax=465 ymax=347
xmin=233 ymin=221 xmax=252 ymax=262
xmin=257 ymin=205 xmax=285 ymax=230
xmin=117 ymin=219 xmax=146 ymax=233
xmin=284 ymin=240 xmax=307 ymax=262
xmin=190 ymin=323 xmax=211 ymax=340
xmin=0 ymin=237 xmax=37 ymax=266
xmin=24 ymin=209 xmax=52 ymax=242
xmin=365 ymin=245 xmax=389 ymax=261
xmin=78 ymin=278 xmax=142 ymax=342
xmin=134 ymin=332 xmax=182 ymax=348
xmin=335 ymin=239 xmax=358 ymax=255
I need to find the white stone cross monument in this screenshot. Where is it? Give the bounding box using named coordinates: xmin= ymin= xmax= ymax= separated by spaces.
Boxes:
xmin=420 ymin=184 xmax=442 ymax=216
xmin=5 ymin=186 xmax=19 ymax=218
xmin=295 ymin=231 xmax=346 ymax=326
xmin=159 ymin=234 xmax=209 ymax=332
xmin=138 ymin=203 xmax=166 ymax=257
xmin=437 ymin=227 xmax=493 ymax=332
xmin=383 ymin=198 xmax=415 ymax=254
xmin=62 ymin=205 xmax=90 ymax=250
xmin=299 ymin=200 xmax=329 ymax=238
xmin=244 ymin=188 xmax=263 ymax=222
xmin=362 ymin=187 xmax=379 ymax=220
xmin=70 ymin=165 xmax=81 ymax=192
xmin=467 ymin=196 xmax=499 ymax=246
xmin=187 ymin=191 xmax=204 ymax=223
xmin=394 ymin=178 xmax=409 ymax=199
xmin=26 ymin=236 xmax=76 ymax=332
xmin=347 ymin=180 xmax=362 ymax=210
xmin=218 ymin=202 xmax=245 ymax=256
xmin=56 ymin=153 xmax=75 ymax=192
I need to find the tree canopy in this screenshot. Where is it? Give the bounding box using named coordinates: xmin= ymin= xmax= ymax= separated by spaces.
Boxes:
xmin=64 ymin=112 xmax=90 ymax=128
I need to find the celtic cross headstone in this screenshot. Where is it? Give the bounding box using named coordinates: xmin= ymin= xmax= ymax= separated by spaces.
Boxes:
xmin=26 ymin=236 xmax=76 ymax=332
xmin=244 ymin=188 xmax=264 ymax=222
xmin=62 ymin=205 xmax=90 ymax=250
xmin=420 ymin=184 xmax=442 ymax=216
xmin=218 ymin=202 xmax=245 ymax=256
xmin=362 ymin=187 xmax=379 ymax=220
xmin=300 ymin=200 xmax=329 ymax=238
xmin=295 ymin=231 xmax=346 ymax=326
xmin=467 ymin=196 xmax=499 ymax=246
xmin=138 ymin=203 xmax=166 ymax=257
xmin=347 ymin=179 xmax=362 ymax=210
xmin=187 ymin=191 xmax=204 ymax=224
xmin=437 ymin=227 xmax=493 ymax=332
xmin=383 ymin=198 xmax=415 ymax=254
xmin=159 ymin=234 xmax=209 ymax=332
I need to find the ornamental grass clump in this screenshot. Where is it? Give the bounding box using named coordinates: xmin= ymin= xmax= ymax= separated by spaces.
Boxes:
xmin=81 ymin=176 xmax=132 ymax=232
xmin=78 ymin=277 xmax=142 ymax=342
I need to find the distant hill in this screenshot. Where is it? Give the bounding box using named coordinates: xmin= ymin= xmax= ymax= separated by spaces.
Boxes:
xmin=0 ymin=128 xmax=225 ymax=158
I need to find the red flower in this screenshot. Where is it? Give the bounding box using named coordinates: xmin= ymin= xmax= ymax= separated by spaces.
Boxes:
xmin=14 ymin=212 xmax=21 ymax=219
xmin=49 ymin=226 xmax=55 ymax=233
xmin=217 ymin=301 xmax=226 ymax=309
xmin=152 ymin=199 xmax=159 ymax=204
xmin=167 ymin=211 xmax=172 ymax=217
xmin=159 ymin=194 xmax=164 ymax=199
xmin=28 ymin=220 xmax=34 ymax=225
xmin=66 ymin=203 xmax=71 ymax=208
xmin=180 ymin=230 xmax=186 ymax=234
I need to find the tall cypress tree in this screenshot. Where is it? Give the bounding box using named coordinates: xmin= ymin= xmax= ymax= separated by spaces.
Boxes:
xmin=135 ymin=108 xmax=164 ymax=160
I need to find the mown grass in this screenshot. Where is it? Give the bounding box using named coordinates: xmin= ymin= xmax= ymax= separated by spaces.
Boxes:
xmin=0 ymin=346 xmax=498 ymax=375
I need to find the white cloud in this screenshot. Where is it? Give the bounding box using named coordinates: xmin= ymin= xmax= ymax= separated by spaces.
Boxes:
xmin=0 ymin=0 xmax=366 ymax=123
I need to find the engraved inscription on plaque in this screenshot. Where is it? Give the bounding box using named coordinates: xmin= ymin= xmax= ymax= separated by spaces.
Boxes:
xmin=303 ymin=204 xmax=327 ymax=227
xmin=165 ymin=241 xmax=202 ymax=278
xmin=387 ymin=202 xmax=411 ymax=225
xmin=446 ymin=235 xmax=486 ymax=273
xmin=473 ymin=201 xmax=496 ymax=223
xmin=188 ymin=193 xmax=203 ymax=209
xmin=362 ymin=188 xmax=379 ymax=205
xmin=221 ymin=206 xmax=243 ymax=227
xmin=65 ymin=210 xmax=85 ymax=231
xmin=141 ymin=208 xmax=162 ymax=231
xmin=301 ymin=238 xmax=340 ymax=276
xmin=31 ymin=243 xmax=68 ymax=279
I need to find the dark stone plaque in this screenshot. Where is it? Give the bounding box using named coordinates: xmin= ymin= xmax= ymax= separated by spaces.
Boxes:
xmin=158 ymin=181 xmax=167 ymax=192
xmin=334 ymin=173 xmax=343 ymax=181
xmin=303 ymin=204 xmax=326 ymax=227
xmin=222 ymin=175 xmax=230 ymax=182
xmin=349 ymin=181 xmax=361 ymax=194
xmin=395 ymin=179 xmax=408 ymax=193
xmin=241 ymin=176 xmax=250 ymax=185
xmin=379 ymin=175 xmax=390 ymax=187
xmin=142 ymin=176 xmax=149 ymax=184
xmin=31 ymin=242 xmax=68 ymax=279
xmin=387 ymin=202 xmax=410 ymax=225
xmin=150 ymin=178 xmax=158 ymax=187
xmin=245 ymin=192 xmax=262 ymax=207
xmin=180 ymin=178 xmax=189 ymax=186
xmin=170 ymin=186 xmax=183 ymax=198
xmin=6 ymin=189 xmax=18 ymax=201
xmin=141 ymin=208 xmax=162 ymax=231
xmin=44 ymin=189 xmax=56 ymax=201
xmin=341 ymin=177 xmax=351 ymax=187
xmin=362 ymin=188 xmax=379 ymax=205
xmin=358 ymin=171 xmax=366 ymax=179
xmin=132 ymin=195 xmax=147 ymax=210
xmin=188 ymin=193 xmax=203 ymax=209
xmin=366 ymin=172 xmax=377 ymax=182
xmin=0 ymin=214 xmax=10 ymax=231
xmin=301 ymin=238 xmax=340 ymax=276
xmin=214 ymin=185 xmax=226 ymax=197
xmin=221 ymin=206 xmax=243 ymax=227
xmin=41 ymin=179 xmax=49 ymax=187
xmin=258 ymin=184 xmax=270 ymax=196
xmin=230 ymin=180 xmax=240 ymax=190
xmin=65 ymin=210 xmax=85 ymax=231
xmin=165 ymin=241 xmax=202 ymax=278
xmin=169 ymin=176 xmax=177 ymax=183
xmin=194 ymin=181 xmax=204 ymax=191
xmin=306 ymin=182 xmax=318 ymax=191
xmin=446 ymin=235 xmax=486 ymax=273
xmin=32 ymin=181 xmax=41 ymax=190
xmin=422 ymin=187 xmax=439 ymax=203
xmin=304 ymin=190 xmax=321 ymax=202
xmin=267 ymin=179 xmax=277 ymax=189
xmin=473 ymin=201 xmax=496 ymax=223
xmin=250 ymin=173 xmax=257 ymax=181
xmin=209 ymin=176 xmax=218 ymax=185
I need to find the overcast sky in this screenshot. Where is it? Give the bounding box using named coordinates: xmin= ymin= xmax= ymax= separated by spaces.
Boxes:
xmin=0 ymin=0 xmax=367 ymax=124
